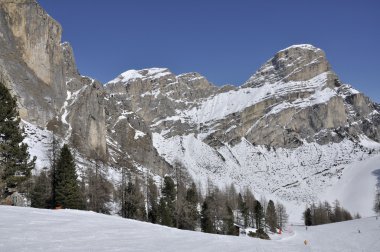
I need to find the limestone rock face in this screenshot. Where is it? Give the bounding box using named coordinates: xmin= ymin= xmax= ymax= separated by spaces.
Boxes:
xmin=102 ymin=44 xmax=380 ymax=184
xmin=0 ymin=0 xmax=107 ymax=160
xmin=244 ymin=44 xmax=331 ymax=87
xmin=1 ymin=0 xmax=63 ymax=86
xmin=0 ymin=0 xmax=66 ymax=126
xmin=104 ymin=44 xmax=379 ymax=158
xmin=103 ymin=68 xmax=219 ymax=175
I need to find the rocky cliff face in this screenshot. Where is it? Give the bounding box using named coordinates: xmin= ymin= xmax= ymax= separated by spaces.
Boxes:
xmin=0 ymin=0 xmax=65 ymax=125
xmin=0 ymin=0 xmax=107 ymax=160
xmin=104 ymin=45 xmax=379 ymax=151
xmin=103 ymin=44 xmax=380 ymax=202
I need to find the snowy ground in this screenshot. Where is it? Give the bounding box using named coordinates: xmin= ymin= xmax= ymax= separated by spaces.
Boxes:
xmin=0 ymin=206 xmax=379 ymax=252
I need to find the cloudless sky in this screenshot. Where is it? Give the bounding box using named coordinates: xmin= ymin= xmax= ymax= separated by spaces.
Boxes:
xmin=38 ymin=0 xmax=380 ymax=102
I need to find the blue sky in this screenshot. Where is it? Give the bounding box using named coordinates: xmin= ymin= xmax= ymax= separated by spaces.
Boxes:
xmin=38 ymin=0 xmax=380 ymax=102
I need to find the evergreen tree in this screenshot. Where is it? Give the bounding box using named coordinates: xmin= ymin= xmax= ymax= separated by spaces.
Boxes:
xmin=185 ymin=182 xmax=199 ymax=230
xmin=147 ymin=177 xmax=159 ymax=223
xmin=224 ymin=204 xmax=236 ymax=235
xmin=244 ymin=188 xmax=256 ymax=227
xmin=125 ymin=181 xmax=137 ymax=218
xmin=254 ymin=201 xmax=264 ymax=230
xmin=238 ymin=193 xmax=249 ymax=227
xmin=177 ymin=182 xmax=199 ymax=230
xmin=55 ymin=144 xmax=84 ymax=209
xmin=0 ymin=81 xmax=35 ymax=196
xmin=304 ymin=208 xmax=313 ymax=226
xmin=123 ymin=178 xmax=146 ymax=220
xmin=341 ymin=207 xmax=353 ymax=221
xmin=162 ymin=176 xmax=176 ymax=201
xmin=175 ymin=178 xmax=186 ymax=228
xmin=313 ymin=201 xmax=329 ymax=225
xmin=201 ymin=196 xmax=214 ymax=233
xmin=159 ymin=197 xmax=172 ymax=226
xmin=324 ymin=201 xmax=333 ymax=223
xmin=158 ymin=176 xmax=176 ymax=227
xmin=266 ymin=200 xmax=277 ymax=232
xmin=333 ymin=200 xmax=343 ymax=222
xmin=304 ymin=200 xmax=354 ymax=226
xmin=354 ymin=213 xmax=361 ymax=219
xmin=134 ymin=177 xmax=147 ymax=221
xmin=30 ymin=170 xmax=51 ymax=208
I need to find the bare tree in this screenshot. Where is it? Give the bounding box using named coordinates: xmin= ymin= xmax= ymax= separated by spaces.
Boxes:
xmin=276 ymin=201 xmax=288 ymax=229
xmin=86 ymin=159 xmax=113 ymax=214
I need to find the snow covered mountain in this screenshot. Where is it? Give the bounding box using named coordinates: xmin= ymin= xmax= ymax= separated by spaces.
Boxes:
xmin=103 ymin=44 xmax=380 ymax=210
xmin=1 ymin=0 xmax=379 ymax=220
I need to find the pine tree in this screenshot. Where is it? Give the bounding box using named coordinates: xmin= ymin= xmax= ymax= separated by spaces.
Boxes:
xmin=304 ymin=208 xmax=313 ymax=226
xmin=254 ymin=201 xmax=264 ymax=230
xmin=133 ymin=177 xmax=147 ymax=221
xmin=158 ymin=176 xmax=176 ymax=227
xmin=238 ymin=193 xmax=249 ymax=227
xmin=201 ymin=197 xmax=214 ymax=233
xmin=266 ymin=200 xmax=277 ymax=232
xmin=147 ymin=177 xmax=159 ymax=223
xmin=125 ymin=181 xmax=137 ymax=218
xmin=244 ymin=187 xmax=256 ymax=227
xmin=184 ymin=182 xmax=199 ymax=230
xmin=333 ymin=199 xmax=343 ymax=222
xmin=0 ymin=81 xmax=35 ymax=196
xmin=342 ymin=207 xmax=353 ymax=221
xmin=159 ymin=197 xmax=172 ymax=226
xmin=324 ymin=201 xmax=333 ymax=223
xmin=354 ymin=213 xmax=361 ymax=219
xmin=177 ymin=182 xmax=199 ymax=230
xmin=30 ymin=170 xmax=51 ymax=208
xmin=55 ymin=144 xmax=84 ymax=209
xmin=224 ymin=204 xmax=236 ymax=235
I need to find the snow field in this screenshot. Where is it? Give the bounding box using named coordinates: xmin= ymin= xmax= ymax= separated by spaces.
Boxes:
xmin=0 ymin=206 xmax=379 ymax=252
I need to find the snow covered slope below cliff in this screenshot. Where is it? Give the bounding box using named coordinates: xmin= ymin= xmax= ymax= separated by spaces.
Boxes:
xmin=102 ymin=44 xmax=380 ymax=222
xmin=153 ymin=132 xmax=380 ymax=220
xmin=0 ymin=206 xmax=379 ymax=252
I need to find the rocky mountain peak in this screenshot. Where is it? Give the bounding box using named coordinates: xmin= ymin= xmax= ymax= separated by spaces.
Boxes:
xmin=244 ymin=44 xmax=331 ymax=88
xmin=107 ymin=67 xmax=173 ymax=85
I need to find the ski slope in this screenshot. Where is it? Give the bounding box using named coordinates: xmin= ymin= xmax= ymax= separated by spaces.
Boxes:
xmin=0 ymin=206 xmax=379 ymax=252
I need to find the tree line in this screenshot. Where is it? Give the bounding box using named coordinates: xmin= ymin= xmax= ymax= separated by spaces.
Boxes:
xmin=303 ymin=200 xmax=358 ymax=226
xmin=30 ymin=140 xmax=113 ymax=212
xmin=116 ymin=174 xmax=288 ymax=238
